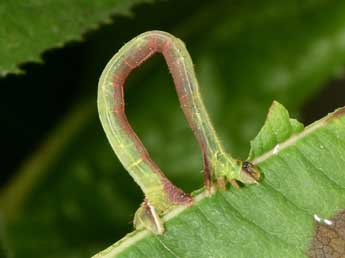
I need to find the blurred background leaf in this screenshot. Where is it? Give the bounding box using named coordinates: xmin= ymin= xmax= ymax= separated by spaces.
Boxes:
xmin=1 ymin=0 xmax=345 ymax=257
xmin=0 ymin=0 xmax=153 ymax=76
xmin=0 ymin=221 xmax=8 ymax=258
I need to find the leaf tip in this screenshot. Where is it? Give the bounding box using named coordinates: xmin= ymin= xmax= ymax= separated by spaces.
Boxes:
xmin=268 ymin=100 xmax=282 ymax=114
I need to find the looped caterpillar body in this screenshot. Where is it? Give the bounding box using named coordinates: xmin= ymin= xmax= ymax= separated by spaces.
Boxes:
xmin=98 ymin=31 xmax=260 ymax=234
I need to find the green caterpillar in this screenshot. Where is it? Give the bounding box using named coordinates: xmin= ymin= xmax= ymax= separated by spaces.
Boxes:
xmin=97 ymin=31 xmax=260 ymax=234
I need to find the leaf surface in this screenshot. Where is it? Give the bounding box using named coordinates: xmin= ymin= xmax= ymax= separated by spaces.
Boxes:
xmin=248 ymin=101 xmax=304 ymax=160
xmin=94 ymin=103 xmax=345 ymax=258
xmin=0 ymin=0 xmax=153 ymax=76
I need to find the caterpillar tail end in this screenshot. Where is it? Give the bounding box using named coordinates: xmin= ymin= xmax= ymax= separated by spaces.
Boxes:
xmin=134 ymin=182 xmax=193 ymax=234
xmin=134 ymin=200 xmax=165 ymax=234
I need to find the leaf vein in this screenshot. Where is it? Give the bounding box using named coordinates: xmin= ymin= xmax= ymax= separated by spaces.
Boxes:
xmin=267 ymin=155 xmax=314 ymax=216
xmin=294 ymin=143 xmax=345 ymax=191
xmin=219 ymin=192 xmax=304 ymax=254
xmin=155 ymin=236 xmax=181 ymax=258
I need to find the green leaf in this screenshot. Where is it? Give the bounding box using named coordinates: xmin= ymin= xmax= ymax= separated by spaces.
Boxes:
xmin=93 ymin=103 xmax=345 ymax=258
xmin=0 ymin=0 xmax=153 ymax=76
xmin=248 ymin=101 xmax=304 ymax=160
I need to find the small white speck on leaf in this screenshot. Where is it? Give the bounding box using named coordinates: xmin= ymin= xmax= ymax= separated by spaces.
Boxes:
xmin=273 ymin=144 xmax=280 ymax=155
xmin=323 ymin=219 xmax=333 ymax=225
xmin=313 ymin=214 xmax=333 ymax=225
xmin=314 ymin=214 xmax=321 ymax=222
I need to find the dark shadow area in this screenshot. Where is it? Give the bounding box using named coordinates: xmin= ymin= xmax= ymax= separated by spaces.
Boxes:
xmin=302 ymin=76 xmax=345 ymax=124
